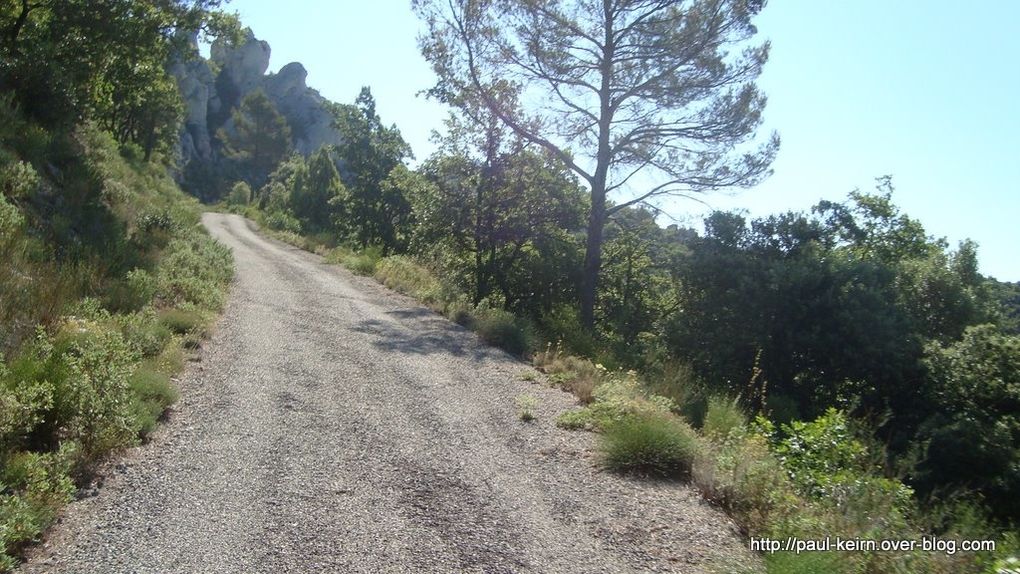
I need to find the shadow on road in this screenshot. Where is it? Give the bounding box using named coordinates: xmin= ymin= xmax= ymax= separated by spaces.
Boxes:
xmin=352 ymin=314 xmax=494 ymax=362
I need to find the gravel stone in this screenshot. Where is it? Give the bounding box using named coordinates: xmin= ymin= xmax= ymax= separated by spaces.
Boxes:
xmin=18 ymin=213 xmax=758 ymax=573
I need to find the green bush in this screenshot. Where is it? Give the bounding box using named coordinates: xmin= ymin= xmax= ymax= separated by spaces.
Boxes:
xmin=103 ymin=268 xmax=158 ymax=313
xmin=473 ymin=306 xmax=536 ymax=356
xmin=771 ymin=408 xmax=913 ymax=511
xmin=0 ymin=160 xmax=40 ymax=199
xmin=127 ymin=363 xmax=178 ymax=438
xmin=0 ymin=362 xmax=53 ymax=451
xmin=116 ymin=310 xmax=172 ymax=357
xmin=158 ymin=308 xmax=206 ymax=336
xmin=601 ymin=413 xmax=701 ymax=477
xmin=0 ymin=443 xmax=78 ymax=569
xmin=155 ymin=234 xmax=233 ymax=310
xmin=226 ymin=181 xmax=251 ymax=207
xmin=49 ymin=321 xmax=138 ymax=457
xmin=702 ymin=396 xmax=746 ymax=441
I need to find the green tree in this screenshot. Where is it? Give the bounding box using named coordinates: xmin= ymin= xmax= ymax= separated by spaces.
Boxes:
xmin=96 ymin=61 xmax=183 ymax=161
xmin=917 ymin=325 xmax=1020 ymax=521
xmin=330 ymin=87 xmax=412 ymax=253
xmin=0 ymin=0 xmax=232 ymax=129
xmin=219 ymin=89 xmax=292 ymax=188
xmin=226 ymin=181 xmax=251 ymax=206
xmin=599 ymin=208 xmax=675 ymax=354
xmin=290 ymin=146 xmax=345 ymax=233
xmin=417 ymin=146 xmax=586 ymax=311
xmin=414 ymin=90 xmax=586 ymax=310
xmin=415 ymin=0 xmax=778 ymax=327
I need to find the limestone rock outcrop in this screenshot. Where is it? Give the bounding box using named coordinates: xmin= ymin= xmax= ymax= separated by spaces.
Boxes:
xmin=171 ymin=29 xmax=342 ymax=179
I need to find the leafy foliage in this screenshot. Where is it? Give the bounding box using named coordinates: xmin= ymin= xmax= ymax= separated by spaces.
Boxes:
xmin=330 ymin=87 xmax=412 ymax=252
xmin=219 ymin=90 xmax=293 ymax=188
xmin=916 ymin=325 xmax=1020 ymax=521
xmin=416 ymin=0 xmax=778 ymax=326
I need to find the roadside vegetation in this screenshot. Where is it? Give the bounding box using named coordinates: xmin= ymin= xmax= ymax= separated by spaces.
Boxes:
xmin=0 ymin=2 xmax=234 ymax=569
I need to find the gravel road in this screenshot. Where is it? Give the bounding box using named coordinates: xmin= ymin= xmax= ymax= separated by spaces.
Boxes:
xmin=20 ymin=213 xmax=755 ymax=573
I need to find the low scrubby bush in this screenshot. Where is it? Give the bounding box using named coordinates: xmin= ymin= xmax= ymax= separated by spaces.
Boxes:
xmin=155 ymin=234 xmax=233 ymax=310
xmin=0 ymin=109 xmax=233 ymax=570
xmin=116 ymin=310 xmax=172 ymax=357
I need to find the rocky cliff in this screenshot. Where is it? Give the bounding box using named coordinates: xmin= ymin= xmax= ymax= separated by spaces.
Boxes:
xmin=170 ymin=29 xmax=342 ymax=183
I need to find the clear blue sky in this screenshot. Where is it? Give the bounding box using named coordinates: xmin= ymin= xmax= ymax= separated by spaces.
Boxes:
xmin=220 ymin=0 xmax=1019 ymax=282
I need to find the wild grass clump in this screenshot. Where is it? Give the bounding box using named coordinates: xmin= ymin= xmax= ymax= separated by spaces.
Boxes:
xmin=516 ymin=394 xmax=538 ymax=422
xmin=556 ymin=369 xmax=676 ymax=431
xmin=701 ymin=396 xmax=746 ymax=442
xmin=644 ymin=359 xmax=708 ymax=426
xmin=533 ymin=343 xmax=603 ymax=403
xmin=158 ymin=308 xmax=207 ymax=336
xmin=471 ymin=306 xmax=537 ymax=357
xmin=601 ymin=413 xmax=701 ymax=477
xmin=326 ymin=245 xmax=382 ymax=276
xmin=373 ymin=255 xmax=441 ymax=298
xmin=127 ymin=362 xmax=178 ymax=438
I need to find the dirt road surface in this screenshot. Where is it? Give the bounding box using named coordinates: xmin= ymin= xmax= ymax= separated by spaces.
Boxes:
xmin=20 ymin=213 xmax=754 ymax=573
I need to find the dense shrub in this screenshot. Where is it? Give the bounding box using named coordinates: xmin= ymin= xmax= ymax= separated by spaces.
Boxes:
xmin=155 ymin=235 xmax=233 ymax=310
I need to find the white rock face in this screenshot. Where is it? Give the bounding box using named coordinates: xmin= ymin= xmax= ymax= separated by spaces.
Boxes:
xmin=171 ymin=30 xmax=342 ymax=169
xmin=264 ymin=62 xmax=342 ymax=155
xmin=169 ymin=53 xmax=216 ymax=164
xmin=210 ymin=29 xmax=271 ymax=98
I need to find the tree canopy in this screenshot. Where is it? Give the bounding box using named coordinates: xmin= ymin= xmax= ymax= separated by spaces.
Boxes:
xmin=219 ymin=90 xmax=293 ymax=188
xmin=415 ymin=0 xmax=779 ymax=326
